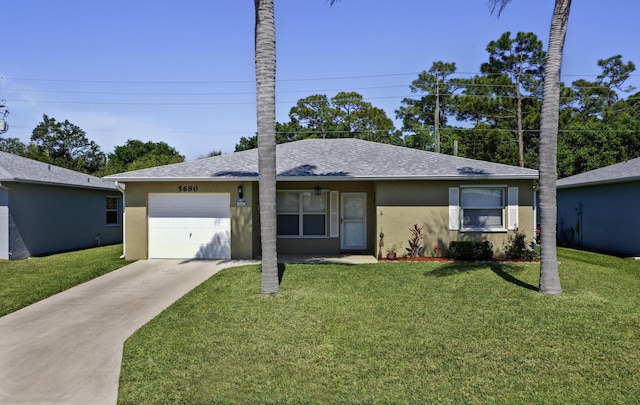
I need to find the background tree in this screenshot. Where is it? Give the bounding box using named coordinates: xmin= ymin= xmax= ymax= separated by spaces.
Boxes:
xmin=480 ymin=31 xmax=545 ymax=167
xmin=255 ymin=0 xmax=279 ymax=295
xmin=104 ymin=139 xmax=184 ymax=175
xmin=199 ymin=150 xmax=222 ymax=159
xmin=396 ymin=61 xmax=458 ymax=151
xmin=235 ymin=121 xmax=307 ymax=152
xmin=289 ymin=94 xmax=338 ymax=138
xmin=25 ymin=114 xmax=105 ymax=175
xmin=451 ymin=32 xmax=545 ymax=167
xmin=236 ymin=92 xmax=398 ymax=151
xmin=0 ymin=137 xmax=27 ymax=155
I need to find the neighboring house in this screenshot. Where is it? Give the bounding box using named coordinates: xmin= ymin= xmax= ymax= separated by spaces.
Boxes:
xmin=556 ymin=157 xmax=640 ymax=257
xmin=104 ymin=138 xmax=539 ymax=260
xmin=0 ymin=151 xmax=123 ymax=260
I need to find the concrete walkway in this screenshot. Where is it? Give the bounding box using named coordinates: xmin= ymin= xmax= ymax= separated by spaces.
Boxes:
xmin=0 ymin=259 xmax=257 ymax=405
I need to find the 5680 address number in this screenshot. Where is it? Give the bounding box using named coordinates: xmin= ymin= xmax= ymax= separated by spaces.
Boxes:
xmin=178 ymin=185 xmax=199 ymax=192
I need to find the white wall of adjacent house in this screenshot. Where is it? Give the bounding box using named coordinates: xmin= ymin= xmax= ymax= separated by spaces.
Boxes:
xmin=148 ymin=193 xmax=231 ymax=259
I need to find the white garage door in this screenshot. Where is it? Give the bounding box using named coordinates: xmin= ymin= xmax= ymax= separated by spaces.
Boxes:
xmin=148 ymin=193 xmax=231 ymax=259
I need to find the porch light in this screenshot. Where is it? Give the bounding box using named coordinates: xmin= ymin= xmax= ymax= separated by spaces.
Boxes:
xmin=314 ymin=184 xmax=322 ymax=196
xmin=238 ymin=185 xmax=244 ymax=199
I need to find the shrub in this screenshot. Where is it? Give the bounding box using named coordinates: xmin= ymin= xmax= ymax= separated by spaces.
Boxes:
xmin=448 ymin=241 xmax=494 ymax=261
xmin=406 ymin=224 xmax=425 ymax=258
xmin=504 ymin=229 xmax=538 ymax=261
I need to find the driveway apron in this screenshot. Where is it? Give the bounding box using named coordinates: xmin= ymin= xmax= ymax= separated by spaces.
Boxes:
xmin=0 ymin=259 xmax=255 ymax=405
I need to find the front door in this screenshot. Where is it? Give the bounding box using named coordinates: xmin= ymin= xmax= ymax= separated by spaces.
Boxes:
xmin=341 ymin=192 xmax=366 ymax=250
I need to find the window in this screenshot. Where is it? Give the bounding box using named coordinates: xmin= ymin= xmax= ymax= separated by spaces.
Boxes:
xmin=461 ymin=188 xmax=505 ymax=230
xmin=277 ymin=191 xmax=327 ymax=237
xmin=450 ymin=186 xmax=519 ymax=232
xmin=106 ymin=196 xmax=120 ymax=225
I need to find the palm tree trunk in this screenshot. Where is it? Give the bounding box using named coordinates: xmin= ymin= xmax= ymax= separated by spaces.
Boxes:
xmin=538 ymin=0 xmax=571 ymax=294
xmin=255 ymin=0 xmax=279 ymax=295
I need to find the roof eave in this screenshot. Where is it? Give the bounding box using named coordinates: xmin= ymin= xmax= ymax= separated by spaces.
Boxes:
xmin=557 ymin=176 xmax=640 ymax=189
xmin=2 ymin=178 xmax=118 ymax=191
xmin=106 ymin=174 xmax=539 ymax=182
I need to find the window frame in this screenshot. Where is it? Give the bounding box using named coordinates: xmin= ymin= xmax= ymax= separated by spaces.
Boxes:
xmin=459 ymin=186 xmax=506 ymax=232
xmin=276 ymin=190 xmax=329 ymax=238
xmin=106 ymin=195 xmax=121 ymax=226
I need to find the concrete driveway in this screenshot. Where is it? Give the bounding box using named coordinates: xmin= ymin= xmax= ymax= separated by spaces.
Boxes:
xmin=0 ymin=259 xmax=257 ymax=405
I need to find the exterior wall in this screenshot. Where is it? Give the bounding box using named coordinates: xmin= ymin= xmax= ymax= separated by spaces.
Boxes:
xmin=123 ymin=181 xmax=255 ymax=260
xmin=0 ymin=187 xmax=8 ymax=260
xmin=123 ymin=179 xmax=535 ymax=260
xmin=557 ymin=181 xmax=640 ymax=256
xmin=6 ymin=182 xmax=123 ymax=259
xmin=275 ymin=181 xmax=376 ymax=256
xmin=375 ymin=180 xmax=536 ymax=258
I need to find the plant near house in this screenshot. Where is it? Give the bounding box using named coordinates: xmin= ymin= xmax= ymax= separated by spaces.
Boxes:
xmin=406 ymin=224 xmax=425 ymax=258
xmin=386 ymin=243 xmax=401 ymax=260
xmin=448 ymin=241 xmax=493 ymax=261
xmin=504 ymin=228 xmax=538 ymax=261
xmin=430 ymin=245 xmax=441 ymax=258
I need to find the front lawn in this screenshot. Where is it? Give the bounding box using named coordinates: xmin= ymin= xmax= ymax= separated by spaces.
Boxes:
xmin=0 ymin=244 xmax=130 ymax=316
xmin=118 ymin=248 xmax=640 ymax=404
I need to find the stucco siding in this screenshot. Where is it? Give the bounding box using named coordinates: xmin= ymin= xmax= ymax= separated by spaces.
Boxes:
xmin=6 ymin=183 xmax=122 ymax=259
xmin=123 ymin=181 xmax=255 ymax=260
xmin=122 ymin=179 xmax=535 ymax=260
xmin=375 ymin=180 xmax=536 ymax=258
xmin=557 ymin=181 xmax=640 ymax=256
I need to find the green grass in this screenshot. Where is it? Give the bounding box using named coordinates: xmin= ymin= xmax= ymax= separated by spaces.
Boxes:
xmin=118 ymin=248 xmax=640 ymax=404
xmin=0 ymin=244 xmax=130 ymax=316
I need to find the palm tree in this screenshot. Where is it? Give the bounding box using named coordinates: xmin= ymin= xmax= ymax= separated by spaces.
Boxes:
xmin=490 ymin=0 xmax=571 ymax=294
xmin=255 ymin=0 xmax=279 ymax=295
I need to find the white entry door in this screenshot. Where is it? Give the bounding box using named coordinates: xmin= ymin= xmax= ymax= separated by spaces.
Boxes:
xmin=148 ymin=193 xmax=231 ymax=259
xmin=341 ymin=192 xmax=366 ymax=250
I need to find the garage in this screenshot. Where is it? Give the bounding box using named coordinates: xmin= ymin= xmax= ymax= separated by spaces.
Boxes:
xmin=148 ymin=193 xmax=231 ymax=259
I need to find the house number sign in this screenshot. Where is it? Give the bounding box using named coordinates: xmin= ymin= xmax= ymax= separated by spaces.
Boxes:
xmin=178 ymin=185 xmax=199 ymax=192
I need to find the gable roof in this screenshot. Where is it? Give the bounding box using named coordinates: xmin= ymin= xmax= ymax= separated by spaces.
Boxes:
xmin=557 ymin=157 xmax=640 ymax=189
xmin=104 ymin=138 xmax=538 ymax=182
xmin=0 ymin=151 xmax=117 ymax=190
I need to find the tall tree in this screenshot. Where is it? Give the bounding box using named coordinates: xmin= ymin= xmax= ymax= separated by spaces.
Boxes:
xmin=537 ymin=0 xmax=571 ymax=294
xmin=490 ymin=0 xmax=571 ymax=294
xmin=396 ymin=62 xmax=458 ymax=151
xmin=26 ymin=114 xmax=105 ymax=175
xmin=255 ymin=0 xmax=279 ymax=295
xmin=481 ymin=31 xmax=545 ymax=167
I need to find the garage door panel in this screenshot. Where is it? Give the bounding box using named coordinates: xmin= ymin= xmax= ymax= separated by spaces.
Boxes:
xmin=148 ymin=194 xmax=231 ymax=259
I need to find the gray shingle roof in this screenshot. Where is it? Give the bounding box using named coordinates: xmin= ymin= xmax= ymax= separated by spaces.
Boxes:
xmin=104 ymin=138 xmax=538 ymax=182
xmin=556 ymin=157 xmax=640 ymax=189
xmin=0 ymin=151 xmax=117 ymax=190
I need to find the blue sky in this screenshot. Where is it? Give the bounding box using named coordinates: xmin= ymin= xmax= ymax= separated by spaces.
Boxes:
xmin=2 ymin=0 xmax=639 ymax=161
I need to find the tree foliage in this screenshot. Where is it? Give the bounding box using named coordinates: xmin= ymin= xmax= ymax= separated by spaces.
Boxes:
xmin=235 ymin=91 xmax=400 ymax=151
xmin=25 ymin=114 xmax=106 ymax=175
xmin=0 ymin=137 xmax=27 ymax=155
xmin=104 ymin=139 xmax=184 ymax=175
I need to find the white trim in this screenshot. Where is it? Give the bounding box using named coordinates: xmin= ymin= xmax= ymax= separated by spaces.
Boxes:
xmin=507 ymin=187 xmax=519 ymax=230
xmin=340 ymin=192 xmax=367 ymax=250
xmin=329 ymin=190 xmax=339 ymax=238
xmin=457 ymin=186 xmax=509 ymax=232
xmin=448 ymin=187 xmax=460 ymax=231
